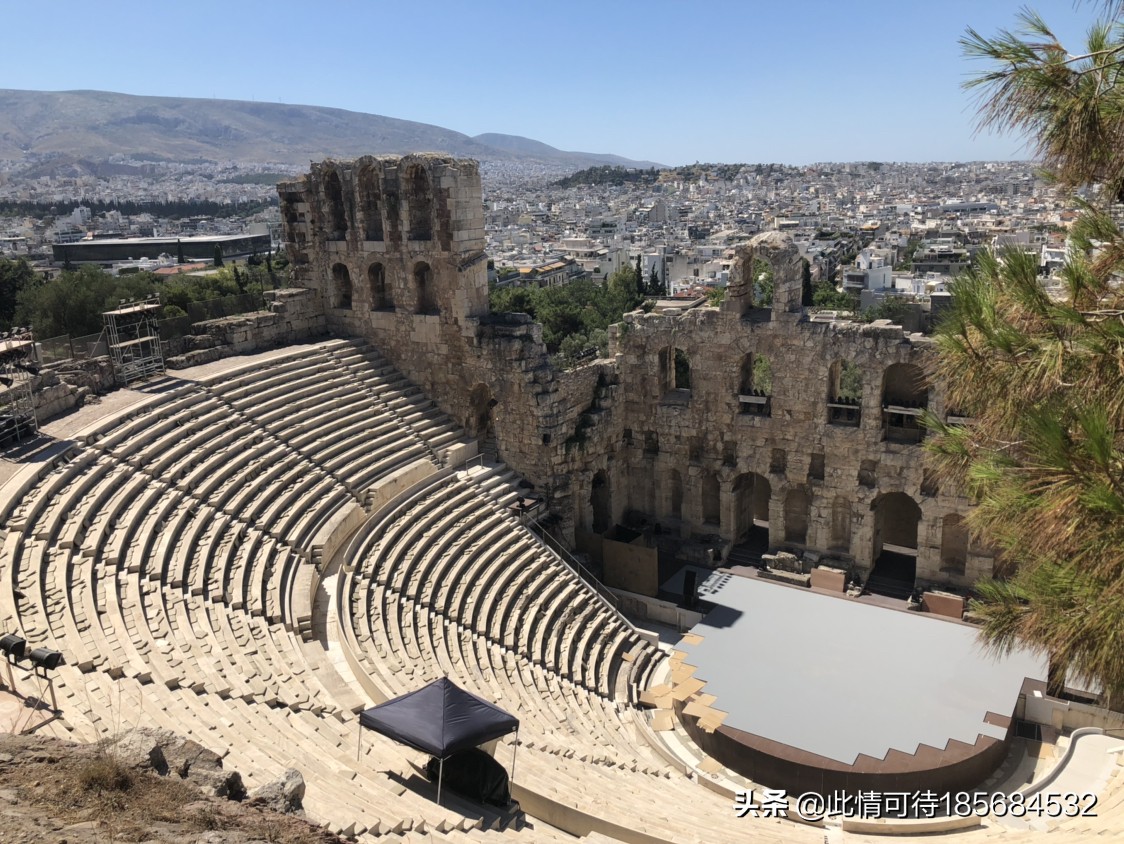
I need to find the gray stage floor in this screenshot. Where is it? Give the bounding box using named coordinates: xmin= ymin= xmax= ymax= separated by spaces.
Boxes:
xmin=676 ymin=574 xmax=1046 ymax=765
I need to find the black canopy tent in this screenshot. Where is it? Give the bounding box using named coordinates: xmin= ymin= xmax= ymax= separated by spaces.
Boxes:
xmin=357 ymin=677 xmax=519 ymax=804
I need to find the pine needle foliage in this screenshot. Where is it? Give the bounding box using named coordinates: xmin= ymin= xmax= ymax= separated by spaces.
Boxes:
xmin=932 ymin=3 xmax=1124 ymax=701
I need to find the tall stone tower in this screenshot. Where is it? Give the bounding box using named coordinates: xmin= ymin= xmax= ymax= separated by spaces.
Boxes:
xmin=278 ymin=154 xmax=489 ymax=325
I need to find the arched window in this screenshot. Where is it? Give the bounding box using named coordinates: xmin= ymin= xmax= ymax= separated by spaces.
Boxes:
xmin=827 ymin=360 xmax=863 ymax=426
xmin=324 ymin=170 xmax=348 ymax=241
xmin=882 ymin=363 xmax=928 ymax=443
xmin=414 ymin=262 xmax=437 ymax=314
xmin=407 ymin=166 xmax=433 ymax=241
xmin=673 ymin=349 xmax=691 ymax=390
xmin=737 ymin=353 xmax=772 ymax=416
xmin=658 ymin=347 xmax=691 ymax=399
xmin=368 ymin=262 xmax=391 ymax=310
xmin=332 ymin=263 xmax=352 ymax=309
xmin=359 ymin=166 xmax=383 ymax=241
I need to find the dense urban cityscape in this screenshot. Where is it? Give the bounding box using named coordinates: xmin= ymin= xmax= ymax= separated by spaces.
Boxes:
xmin=0 ymin=156 xmax=1070 ymax=340
xmin=0 ymin=0 xmax=1121 ymax=841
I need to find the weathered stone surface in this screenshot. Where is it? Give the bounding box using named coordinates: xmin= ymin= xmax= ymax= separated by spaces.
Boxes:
xmin=110 ymin=728 xmax=245 ymax=800
xmin=248 ymin=768 xmax=305 ymax=813
xmin=266 ymin=154 xmax=992 ymax=595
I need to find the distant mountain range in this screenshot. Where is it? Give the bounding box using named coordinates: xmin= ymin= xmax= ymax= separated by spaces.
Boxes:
xmin=0 ymin=89 xmax=663 ymax=170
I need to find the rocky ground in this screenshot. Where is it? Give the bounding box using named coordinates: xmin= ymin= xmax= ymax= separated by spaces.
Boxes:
xmin=0 ymin=728 xmax=347 ymax=844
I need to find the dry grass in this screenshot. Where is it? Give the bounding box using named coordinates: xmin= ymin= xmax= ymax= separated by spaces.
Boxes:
xmin=0 ymin=734 xmax=345 ymax=844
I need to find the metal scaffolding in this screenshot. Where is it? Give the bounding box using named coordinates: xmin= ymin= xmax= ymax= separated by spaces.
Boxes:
xmin=0 ymin=329 xmax=39 ymax=448
xmin=103 ymin=296 xmax=165 ymax=385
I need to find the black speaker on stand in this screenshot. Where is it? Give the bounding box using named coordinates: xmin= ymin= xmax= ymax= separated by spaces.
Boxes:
xmin=682 ymin=569 xmax=697 ymax=610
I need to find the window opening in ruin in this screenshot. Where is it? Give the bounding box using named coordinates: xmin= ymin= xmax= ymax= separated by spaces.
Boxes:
xmin=752 ymin=257 xmax=775 ymax=307
xmin=701 ymin=472 xmax=721 ymax=526
xmin=732 ymin=472 xmax=770 ymax=555
xmin=881 ymin=363 xmax=927 ymax=444
xmin=784 ymin=487 xmax=810 ymax=545
xmin=360 ymin=169 xmax=384 ymax=241
xmin=737 ymin=353 xmax=772 ymax=416
xmin=673 ymin=349 xmax=691 ymax=390
xmin=659 ymin=347 xmax=691 ymax=401
xmin=368 ymin=262 xmax=391 ymax=311
xmin=827 ymin=360 xmax=863 ymax=427
xmin=324 ymin=170 xmax=348 ymax=241
xmin=414 ymin=262 xmax=438 ymax=315
xmin=332 ymin=263 xmax=352 ymax=309
xmin=407 ymin=166 xmax=434 ymax=241
xmin=769 ymin=448 xmax=786 ymax=475
xmin=590 ymin=471 xmax=611 ymax=534
xmin=808 ymin=452 xmax=825 ymax=481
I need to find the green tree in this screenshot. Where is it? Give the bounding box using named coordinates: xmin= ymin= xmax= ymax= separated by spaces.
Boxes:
xmin=0 ymin=257 xmax=36 ymax=330
xmin=635 ymin=255 xmax=644 ymax=299
xmin=923 ymin=3 xmax=1124 ymax=699
xmin=176 ymin=239 xmax=185 ymax=264
xmin=213 ymin=244 xmax=224 ymax=267
xmin=647 ymin=266 xmax=663 ymax=297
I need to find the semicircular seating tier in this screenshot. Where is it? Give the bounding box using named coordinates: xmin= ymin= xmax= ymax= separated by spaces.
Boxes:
xmin=1 ymin=338 xmax=1119 ymax=844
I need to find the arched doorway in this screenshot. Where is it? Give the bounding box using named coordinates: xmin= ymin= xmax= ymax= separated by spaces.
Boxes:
xmin=732 ymin=472 xmax=770 ymax=557
xmin=466 ymin=383 xmax=498 ymax=462
xmin=868 ymin=492 xmax=922 ymax=598
xmin=331 ymin=263 xmax=352 ymax=309
xmin=590 ymin=471 xmax=611 ymax=535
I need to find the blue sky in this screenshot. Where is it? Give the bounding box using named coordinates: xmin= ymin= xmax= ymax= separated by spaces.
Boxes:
xmin=3 ymin=0 xmax=1094 ymax=165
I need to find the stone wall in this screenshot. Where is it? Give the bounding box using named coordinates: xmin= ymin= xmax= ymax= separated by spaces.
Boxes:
xmin=278 ymin=155 xmax=992 ymax=591
xmin=165 ymin=288 xmax=327 ymax=369
xmin=31 ymin=357 xmax=118 ymax=423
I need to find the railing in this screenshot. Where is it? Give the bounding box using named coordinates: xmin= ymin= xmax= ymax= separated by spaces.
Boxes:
xmin=828 ymin=396 xmax=862 ymax=427
xmin=37 ymin=331 xmax=108 ymax=364
xmin=527 ymin=518 xmax=631 ymax=625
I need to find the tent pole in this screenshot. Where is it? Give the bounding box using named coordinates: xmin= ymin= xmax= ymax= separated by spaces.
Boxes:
xmin=437 ymin=756 xmax=444 ymax=806
xmin=511 ymin=728 xmax=518 ymax=783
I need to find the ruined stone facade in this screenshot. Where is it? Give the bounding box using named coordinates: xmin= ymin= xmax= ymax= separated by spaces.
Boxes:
xmin=278 ymin=155 xmax=992 ymax=591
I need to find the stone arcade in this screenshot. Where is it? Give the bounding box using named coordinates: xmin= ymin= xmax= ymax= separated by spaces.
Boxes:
xmin=278 ymin=154 xmax=990 ymax=596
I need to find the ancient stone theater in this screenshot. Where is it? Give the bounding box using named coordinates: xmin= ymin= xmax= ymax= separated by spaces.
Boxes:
xmin=0 ymin=153 xmax=1118 ymax=843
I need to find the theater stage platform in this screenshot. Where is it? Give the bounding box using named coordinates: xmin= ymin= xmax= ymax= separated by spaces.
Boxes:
xmin=674 ymin=572 xmax=1047 ymax=795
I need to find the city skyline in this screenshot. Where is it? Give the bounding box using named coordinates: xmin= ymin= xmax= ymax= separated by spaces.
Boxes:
xmin=5 ymin=0 xmax=1091 ymax=166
